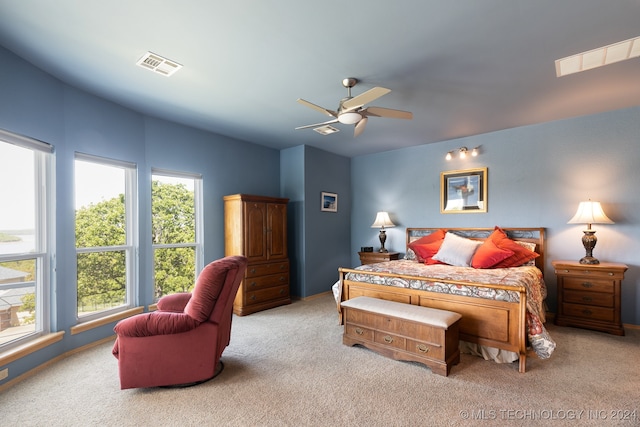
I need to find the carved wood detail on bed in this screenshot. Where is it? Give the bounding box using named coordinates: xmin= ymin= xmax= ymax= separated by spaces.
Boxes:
xmin=337 ymin=227 xmax=546 ymax=374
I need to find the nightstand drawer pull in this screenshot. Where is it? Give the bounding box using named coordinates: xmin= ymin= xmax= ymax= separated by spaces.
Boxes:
xmin=417 ymin=344 xmax=430 ymax=353
xmin=581 ymin=282 xmax=594 ymax=288
xmin=582 ymin=296 xmax=593 ymax=303
xmin=582 ymin=309 xmax=593 ymax=316
xmin=355 ymin=327 xmax=364 ymax=335
xmin=384 ymin=335 xmax=394 ymax=344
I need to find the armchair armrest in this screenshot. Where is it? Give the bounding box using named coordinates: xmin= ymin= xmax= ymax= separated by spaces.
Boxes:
xmin=114 ymin=311 xmax=198 ymax=337
xmin=157 ymin=292 xmax=192 ymax=312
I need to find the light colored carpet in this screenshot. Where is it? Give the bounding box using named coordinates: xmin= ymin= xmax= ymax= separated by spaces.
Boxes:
xmin=1 ymin=294 xmax=639 ymax=426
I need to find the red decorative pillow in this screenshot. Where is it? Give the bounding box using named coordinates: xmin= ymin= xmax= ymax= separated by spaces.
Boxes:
xmin=408 ymin=229 xmax=446 ymax=262
xmin=471 ymin=239 xmax=514 ymax=269
xmin=411 ymin=241 xmax=443 ymax=263
xmin=490 ymin=227 xmax=539 ymax=268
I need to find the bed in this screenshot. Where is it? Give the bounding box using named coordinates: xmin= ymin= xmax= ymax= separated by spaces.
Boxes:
xmin=333 ymin=227 xmax=556 ymax=373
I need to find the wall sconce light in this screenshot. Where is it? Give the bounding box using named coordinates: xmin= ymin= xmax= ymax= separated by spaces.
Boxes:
xmin=371 ymin=211 xmax=396 ymax=253
xmin=446 ymin=146 xmax=479 ymax=160
xmin=567 ymin=200 xmax=614 ymax=264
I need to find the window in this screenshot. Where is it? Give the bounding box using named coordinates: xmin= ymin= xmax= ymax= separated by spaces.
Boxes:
xmin=151 ymin=169 xmax=203 ymax=300
xmin=75 ymin=154 xmax=137 ymax=320
xmin=0 ymin=130 xmax=52 ymax=350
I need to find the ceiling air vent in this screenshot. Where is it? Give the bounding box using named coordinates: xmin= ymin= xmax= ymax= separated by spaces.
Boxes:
xmin=136 ymin=52 xmax=182 ymax=77
xmin=313 ymin=125 xmax=340 ymax=135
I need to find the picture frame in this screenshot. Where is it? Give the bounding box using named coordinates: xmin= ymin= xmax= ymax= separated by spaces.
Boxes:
xmin=440 ymin=167 xmax=487 ymax=213
xmin=321 ymin=191 xmax=338 ymax=212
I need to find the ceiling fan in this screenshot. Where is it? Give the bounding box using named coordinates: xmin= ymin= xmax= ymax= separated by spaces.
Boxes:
xmin=295 ymin=78 xmax=413 ymax=137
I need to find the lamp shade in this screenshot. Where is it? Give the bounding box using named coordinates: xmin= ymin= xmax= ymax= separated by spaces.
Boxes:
xmin=567 ymin=201 xmax=614 ymax=226
xmin=371 ymin=212 xmax=395 ymax=228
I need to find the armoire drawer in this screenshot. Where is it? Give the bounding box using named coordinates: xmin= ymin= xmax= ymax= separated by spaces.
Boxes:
xmin=245 ymin=284 xmax=289 ymax=305
xmin=244 ymin=272 xmax=289 ymax=291
xmin=246 ymin=261 xmax=289 ymax=278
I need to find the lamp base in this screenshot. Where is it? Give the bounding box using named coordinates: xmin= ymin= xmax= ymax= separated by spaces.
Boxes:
xmin=579 ymin=230 xmax=599 ymax=265
xmin=378 ymin=229 xmax=388 ymax=253
xmin=579 ymin=256 xmax=600 ymax=265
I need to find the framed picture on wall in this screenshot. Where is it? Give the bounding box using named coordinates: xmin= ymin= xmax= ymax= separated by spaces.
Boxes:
xmin=321 ymin=191 xmax=338 ymax=212
xmin=440 ymin=167 xmax=487 ymax=213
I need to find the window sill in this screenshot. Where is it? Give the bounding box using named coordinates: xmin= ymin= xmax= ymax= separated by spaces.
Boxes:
xmin=70 ymin=307 xmax=144 ymax=335
xmin=0 ymin=331 xmax=65 ymax=366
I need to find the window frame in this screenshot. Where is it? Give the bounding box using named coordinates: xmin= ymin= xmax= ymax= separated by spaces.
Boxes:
xmin=0 ymin=129 xmax=54 ymax=351
xmin=74 ymin=153 xmax=138 ymax=322
xmin=151 ymin=168 xmax=203 ymax=301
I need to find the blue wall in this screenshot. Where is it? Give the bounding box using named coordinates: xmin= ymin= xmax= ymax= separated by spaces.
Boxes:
xmin=281 ymin=145 xmax=351 ymax=298
xmin=351 ymin=108 xmax=640 ymax=324
xmin=0 ymin=46 xmax=282 ymax=382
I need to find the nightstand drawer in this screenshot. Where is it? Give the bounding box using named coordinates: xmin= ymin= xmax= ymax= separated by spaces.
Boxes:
xmin=563 ymin=277 xmax=613 ymax=293
xmin=555 ymin=267 xmax=624 ymax=280
xmin=358 ymin=251 xmax=400 ymax=265
xmin=563 ymin=303 xmax=614 ymax=322
xmin=563 ymin=290 xmax=613 ymax=307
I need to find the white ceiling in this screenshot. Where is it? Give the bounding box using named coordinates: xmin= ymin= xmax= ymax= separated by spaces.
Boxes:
xmin=1 ymin=1 xmax=639 ymax=158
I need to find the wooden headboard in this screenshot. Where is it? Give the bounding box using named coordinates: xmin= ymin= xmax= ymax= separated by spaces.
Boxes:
xmin=406 ymin=227 xmax=546 ymax=275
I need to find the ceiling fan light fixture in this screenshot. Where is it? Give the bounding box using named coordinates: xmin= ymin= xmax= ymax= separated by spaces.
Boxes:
xmin=338 ymin=111 xmax=362 ymax=125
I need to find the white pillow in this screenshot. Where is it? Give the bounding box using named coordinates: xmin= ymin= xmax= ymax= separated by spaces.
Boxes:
xmin=432 ymin=232 xmax=482 ymax=267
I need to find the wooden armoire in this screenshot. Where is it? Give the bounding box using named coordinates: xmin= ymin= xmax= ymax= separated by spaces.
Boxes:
xmin=223 ymin=194 xmax=290 ymax=316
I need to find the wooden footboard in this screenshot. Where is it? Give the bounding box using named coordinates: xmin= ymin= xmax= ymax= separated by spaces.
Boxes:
xmin=338 ymin=268 xmax=528 ymax=373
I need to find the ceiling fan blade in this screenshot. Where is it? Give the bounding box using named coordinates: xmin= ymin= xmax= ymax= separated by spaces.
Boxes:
xmin=297 ymin=98 xmax=337 ymax=117
xmin=295 ymin=118 xmax=339 ymax=130
xmin=342 ymin=87 xmax=391 ymax=110
xmin=354 ymin=117 xmax=368 ymax=137
xmin=365 ymin=106 xmax=413 ymax=120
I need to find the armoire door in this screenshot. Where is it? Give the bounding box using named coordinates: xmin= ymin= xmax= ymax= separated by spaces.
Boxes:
xmin=243 ymin=201 xmax=267 ymax=262
xmin=266 ymin=202 xmax=287 ymax=260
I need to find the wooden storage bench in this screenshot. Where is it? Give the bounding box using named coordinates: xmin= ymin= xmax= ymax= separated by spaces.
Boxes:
xmin=341 ymin=296 xmax=462 ymax=376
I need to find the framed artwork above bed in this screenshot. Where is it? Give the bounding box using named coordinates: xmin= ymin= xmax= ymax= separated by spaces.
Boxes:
xmin=441 ymin=167 xmax=487 ymax=213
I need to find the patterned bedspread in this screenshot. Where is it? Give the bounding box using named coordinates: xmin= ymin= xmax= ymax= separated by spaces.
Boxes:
xmin=334 ymin=260 xmax=556 ymax=360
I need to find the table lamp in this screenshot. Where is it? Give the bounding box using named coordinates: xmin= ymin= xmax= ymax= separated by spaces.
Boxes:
xmin=567 ymin=200 xmax=614 ymax=264
xmin=371 ymin=212 xmax=395 ymax=253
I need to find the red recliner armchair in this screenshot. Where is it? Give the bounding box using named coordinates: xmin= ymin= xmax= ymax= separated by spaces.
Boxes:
xmin=112 ymin=255 xmax=248 ymax=389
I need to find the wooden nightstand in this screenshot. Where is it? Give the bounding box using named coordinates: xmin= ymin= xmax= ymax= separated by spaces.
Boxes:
xmin=552 ymin=260 xmax=628 ymax=336
xmin=358 ymin=251 xmax=400 ymax=265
